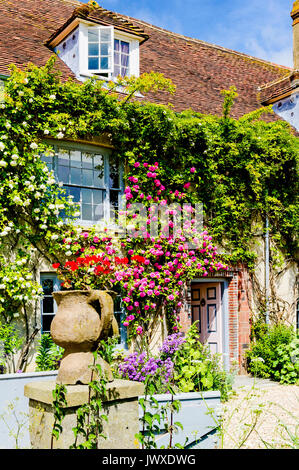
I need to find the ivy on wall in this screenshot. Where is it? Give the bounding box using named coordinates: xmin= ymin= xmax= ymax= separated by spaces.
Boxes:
xmin=0 ymin=57 xmax=298 ymax=337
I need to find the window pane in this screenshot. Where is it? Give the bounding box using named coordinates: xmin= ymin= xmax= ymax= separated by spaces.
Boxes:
xmin=43 ymin=297 xmax=54 ymax=314
xmin=42 ymin=314 xmax=55 ymax=333
xmin=101 ymin=43 xmax=109 ymax=56
xmin=93 ymin=189 xmax=103 ymax=205
xmin=114 ymin=65 xmax=120 ymax=76
xmin=114 ymin=39 xmax=120 ymax=52
xmin=100 ymin=28 xmax=111 ymax=42
xmin=121 ymin=53 xmax=129 ymax=68
xmin=121 ymin=67 xmax=129 ymax=77
xmin=88 ymin=57 xmax=99 ymax=70
xmin=70 ymin=150 xmax=81 ymax=168
xmin=82 ymin=153 xmax=93 ymax=169
xmin=58 ymin=149 xmax=69 ymax=166
xmin=82 ymin=188 xmax=92 ymax=204
xmin=82 ymin=204 xmax=92 ymax=221
xmin=41 ymin=154 xmax=53 ymax=169
xmin=82 ymin=169 xmax=93 ymax=187
xmin=42 ymin=279 xmax=53 ymax=295
xmin=94 ymin=204 xmax=104 ymax=221
xmin=58 ymin=165 xmax=69 ymax=183
xmin=88 ymin=42 xmax=99 ymax=56
xmin=88 ymin=29 xmax=98 ymax=42
xmin=121 ymin=41 xmax=130 ymax=54
xmin=68 ymin=186 xmax=81 ymax=203
xmin=100 ymin=57 xmax=109 ymax=70
xmin=109 ymin=162 xmax=119 ymax=188
xmin=110 ymin=189 xmax=119 ymax=207
xmin=70 ymin=166 xmax=81 ymax=185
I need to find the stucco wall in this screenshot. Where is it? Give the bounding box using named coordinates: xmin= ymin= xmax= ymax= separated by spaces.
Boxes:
xmin=272 ymin=90 xmax=299 ymax=131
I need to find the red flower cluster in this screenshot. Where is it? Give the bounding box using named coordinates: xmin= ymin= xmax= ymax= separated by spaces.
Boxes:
xmin=131 ymin=255 xmax=146 ymax=263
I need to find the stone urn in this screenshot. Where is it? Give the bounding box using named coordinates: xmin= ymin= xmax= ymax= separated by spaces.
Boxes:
xmin=50 ymin=290 xmax=118 ymax=385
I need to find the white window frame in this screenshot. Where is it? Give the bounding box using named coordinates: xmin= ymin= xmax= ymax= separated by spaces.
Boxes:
xmin=42 ymin=140 xmax=124 ymax=227
xmin=79 ymin=22 xmax=140 ymax=79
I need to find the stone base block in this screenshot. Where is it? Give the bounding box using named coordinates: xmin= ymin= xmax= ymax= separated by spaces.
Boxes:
xmin=24 ymin=379 xmax=144 ymax=449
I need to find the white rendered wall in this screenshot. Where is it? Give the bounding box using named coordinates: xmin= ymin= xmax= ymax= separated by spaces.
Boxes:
xmin=272 ymin=90 xmax=299 ymax=131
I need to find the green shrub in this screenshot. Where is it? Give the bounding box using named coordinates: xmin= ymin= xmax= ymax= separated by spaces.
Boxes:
xmin=35 ymin=333 xmax=64 ymax=372
xmin=245 ymin=320 xmax=298 ymax=384
xmin=172 ymin=322 xmax=234 ymax=400
xmin=272 ymin=337 xmax=299 ymax=384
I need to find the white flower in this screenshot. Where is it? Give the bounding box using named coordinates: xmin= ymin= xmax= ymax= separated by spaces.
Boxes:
xmin=30 ymin=142 xmax=38 ymax=150
xmin=24 ymin=78 xmax=28 ymax=84
xmin=48 ymin=204 xmax=55 ymax=210
xmin=51 ymin=234 xmax=59 ymax=240
xmin=34 ymin=192 xmax=41 ymax=198
xmin=10 ymin=161 xmax=18 ymax=166
xmin=40 ymin=224 xmax=47 ymax=230
xmin=13 ymin=196 xmax=22 ymax=204
xmin=49 ymin=94 xmax=56 ymax=100
xmin=0 ymin=160 xmax=7 ymax=167
xmin=44 ymin=129 xmax=50 ymax=135
xmin=11 ymin=154 xmax=19 ymax=160
xmin=65 ymin=250 xmax=72 ymax=256
xmin=57 ymin=132 xmax=64 ymax=139
xmin=18 ymin=91 xmax=24 ymax=96
xmin=5 ymin=121 xmax=11 ymax=129
xmin=0 ymin=142 xmax=5 ymax=151
xmin=33 ymin=208 xmax=40 ymax=213
xmin=0 ymin=284 xmax=5 ymax=289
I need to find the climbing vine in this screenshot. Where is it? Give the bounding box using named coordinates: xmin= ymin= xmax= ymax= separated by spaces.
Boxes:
xmin=0 ymin=56 xmax=298 ymax=364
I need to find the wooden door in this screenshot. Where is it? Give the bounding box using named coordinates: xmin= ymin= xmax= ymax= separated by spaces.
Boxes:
xmin=191 ymin=282 xmax=222 ymax=355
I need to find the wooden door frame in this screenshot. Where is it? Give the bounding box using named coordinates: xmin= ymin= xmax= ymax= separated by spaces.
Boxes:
xmin=191 ymin=278 xmax=230 ymax=371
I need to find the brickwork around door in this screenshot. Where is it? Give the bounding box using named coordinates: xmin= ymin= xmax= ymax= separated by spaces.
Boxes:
xmin=179 ymin=267 xmax=252 ymax=372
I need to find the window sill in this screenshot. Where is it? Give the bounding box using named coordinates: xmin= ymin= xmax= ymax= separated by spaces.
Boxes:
xmin=78 ymin=73 xmax=144 ymax=97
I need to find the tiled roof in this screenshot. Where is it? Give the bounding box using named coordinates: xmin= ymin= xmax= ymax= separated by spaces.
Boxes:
xmin=258 ymin=71 xmax=299 ymax=104
xmin=0 ymin=0 xmax=292 ymax=118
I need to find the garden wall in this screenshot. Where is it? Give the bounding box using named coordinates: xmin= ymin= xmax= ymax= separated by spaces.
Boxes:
xmin=0 ymin=370 xmax=57 ymax=449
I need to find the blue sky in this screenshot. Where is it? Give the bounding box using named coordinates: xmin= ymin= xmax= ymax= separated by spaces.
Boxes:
xmin=82 ymin=0 xmax=294 ymax=67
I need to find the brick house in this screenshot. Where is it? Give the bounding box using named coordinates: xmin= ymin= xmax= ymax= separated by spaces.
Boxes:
xmin=0 ymin=0 xmax=297 ymax=373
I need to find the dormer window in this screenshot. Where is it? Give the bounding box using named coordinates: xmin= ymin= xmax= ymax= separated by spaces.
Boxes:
xmin=51 ymin=21 xmax=143 ymax=82
xmin=113 ymin=39 xmax=130 ymax=77
xmin=84 ymin=24 xmax=138 ymax=79
xmin=87 ymin=27 xmax=130 ymax=77
xmin=87 ymin=26 xmax=113 ymax=74
xmin=47 ymin=5 xmax=148 ymax=82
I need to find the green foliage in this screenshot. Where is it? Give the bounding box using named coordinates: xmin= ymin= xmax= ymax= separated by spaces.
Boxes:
xmin=0 ymin=319 xmax=23 ymax=371
xmin=272 ymin=337 xmax=299 ymax=384
xmin=1 ymin=56 xmax=297 ymax=277
xmin=35 ymin=333 xmax=64 ymax=372
xmin=51 ymin=383 xmax=67 ymax=447
xmin=136 ymin=377 xmax=184 ymax=449
xmin=172 ymin=322 xmax=232 ymax=400
xmin=97 ymin=336 xmax=120 ymax=365
xmin=245 ymin=320 xmax=298 ymax=383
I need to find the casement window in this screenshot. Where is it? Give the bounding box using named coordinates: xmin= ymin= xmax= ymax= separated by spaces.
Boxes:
xmin=41 ymin=141 xmax=123 ymax=225
xmin=40 ymin=273 xmax=127 ymax=348
xmin=40 ymin=274 xmax=61 ymax=334
xmin=79 ymin=23 xmax=139 ymax=79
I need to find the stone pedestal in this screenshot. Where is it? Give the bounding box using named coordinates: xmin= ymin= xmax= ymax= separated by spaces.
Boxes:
xmin=24 ymin=379 xmax=144 ymax=449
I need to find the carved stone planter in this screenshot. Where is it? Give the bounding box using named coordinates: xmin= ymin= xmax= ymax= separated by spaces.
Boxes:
xmin=50 ymin=290 xmax=117 ymax=385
